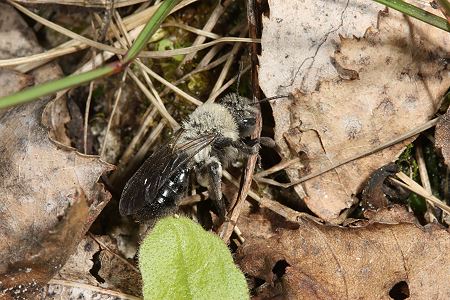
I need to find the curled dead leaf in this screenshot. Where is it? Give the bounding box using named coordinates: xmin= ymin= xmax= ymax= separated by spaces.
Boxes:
xmin=237 ymin=211 xmax=450 ymax=299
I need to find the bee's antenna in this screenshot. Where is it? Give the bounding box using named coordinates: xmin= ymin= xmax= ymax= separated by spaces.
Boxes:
xmin=252 ymin=94 xmax=290 ymax=105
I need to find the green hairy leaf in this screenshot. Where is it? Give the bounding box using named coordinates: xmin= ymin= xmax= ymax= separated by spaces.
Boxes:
xmin=138 ymin=217 xmax=249 ymax=300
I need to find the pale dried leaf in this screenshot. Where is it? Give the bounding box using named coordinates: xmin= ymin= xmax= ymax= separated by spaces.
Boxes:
xmin=262 ymin=3 xmax=450 ymax=221
xmin=259 ymin=0 xmax=381 ymax=94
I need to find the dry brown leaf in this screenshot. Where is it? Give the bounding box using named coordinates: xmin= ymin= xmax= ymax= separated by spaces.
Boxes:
xmin=0 ymin=3 xmax=113 ymax=298
xmin=44 ymin=235 xmax=141 ymax=299
xmin=237 ymin=211 xmax=450 ymax=300
xmin=261 ymin=3 xmax=450 ymax=221
xmin=235 ymin=200 xmax=301 ymax=242
xmin=0 ymin=69 xmax=33 ymax=97
xmin=435 ymin=106 xmax=450 ymax=166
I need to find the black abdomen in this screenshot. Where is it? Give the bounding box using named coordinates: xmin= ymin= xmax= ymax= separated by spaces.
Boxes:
xmin=139 ymin=168 xmax=190 ymax=219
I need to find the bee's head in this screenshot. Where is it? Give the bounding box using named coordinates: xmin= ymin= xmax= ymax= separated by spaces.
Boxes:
xmin=220 ymin=93 xmax=259 ymax=137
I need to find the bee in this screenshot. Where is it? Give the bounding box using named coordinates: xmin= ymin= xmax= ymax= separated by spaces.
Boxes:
xmin=119 ymin=93 xmax=284 ymax=222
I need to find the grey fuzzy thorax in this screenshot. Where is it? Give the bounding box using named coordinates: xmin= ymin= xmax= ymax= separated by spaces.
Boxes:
xmin=180 ymin=103 xmax=240 ymax=166
xmin=181 ymin=103 xmax=239 ymax=141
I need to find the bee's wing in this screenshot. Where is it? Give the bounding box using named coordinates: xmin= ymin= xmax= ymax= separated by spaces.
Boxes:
xmin=119 ymin=132 xmax=216 ymax=216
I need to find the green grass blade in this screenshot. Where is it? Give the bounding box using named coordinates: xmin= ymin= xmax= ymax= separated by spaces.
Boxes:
xmin=0 ymin=65 xmax=117 ymax=109
xmin=436 ymin=0 xmax=450 ymax=19
xmin=372 ymin=0 xmax=450 ymax=32
xmin=123 ymin=0 xmax=181 ymax=63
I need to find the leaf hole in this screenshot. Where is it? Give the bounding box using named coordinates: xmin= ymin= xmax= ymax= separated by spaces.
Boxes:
xmin=89 ymin=250 xmax=105 ymax=284
xmin=389 ymin=281 xmax=409 ymax=300
xmin=272 ymin=259 xmax=290 ymax=279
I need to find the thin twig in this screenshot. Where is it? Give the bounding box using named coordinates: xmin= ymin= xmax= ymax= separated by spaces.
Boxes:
xmin=222 ymin=171 xmax=321 ymax=224
xmin=218 ymin=0 xmax=260 ymax=242
xmin=161 ymin=22 xmax=221 ymax=39
xmin=124 ymin=120 xmax=167 ymax=177
xmin=47 ymin=279 xmax=141 ymax=300
xmin=160 ymin=53 xmax=232 ymax=98
xmin=206 ymin=65 xmax=250 ymax=103
xmin=176 ymin=0 xmax=232 ymax=72
xmin=83 ymin=81 xmax=95 ymax=154
xmin=8 ymin=0 xmax=126 ymax=55
xmin=393 ymin=172 xmax=450 ymax=214
xmin=128 ymin=70 xmax=179 ymax=128
xmin=100 ymin=69 xmax=128 ymax=159
xmin=209 ymin=27 xmax=248 ymax=96
xmin=258 ymin=117 xmax=441 ymax=188
xmin=87 ymin=232 xmax=139 ymax=273
xmin=137 ymin=61 xmax=203 ymax=106
xmin=254 ymin=157 xmax=301 ymax=178
xmin=415 ymin=144 xmax=437 ymax=222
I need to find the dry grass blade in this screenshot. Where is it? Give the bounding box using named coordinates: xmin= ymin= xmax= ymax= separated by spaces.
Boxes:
xmin=206 ymin=65 xmax=250 ymax=103
xmin=119 ymin=107 xmax=158 ymax=165
xmin=84 ymin=80 xmax=95 ymax=154
xmin=113 ymin=10 xmax=178 ymax=130
xmin=198 ymin=44 xmax=224 ymax=68
xmin=128 ymin=70 xmax=179 ymax=128
xmin=100 ymin=69 xmax=128 ymax=159
xmin=6 ymin=0 xmax=200 ymax=72
xmin=126 ymin=120 xmax=167 ymax=176
xmin=14 ymin=0 xmax=147 ymax=8
xmin=136 ymin=60 xmax=202 ymax=106
xmin=0 ymin=40 xmax=88 ymax=69
xmin=393 ymin=172 xmax=450 ymax=214
xmin=209 ymin=28 xmax=248 ymax=96
xmin=160 ymin=53 xmax=231 ymax=98
xmin=177 ymin=0 xmax=232 ymax=71
xmin=162 ymin=22 xmax=221 ymax=39
xmin=122 ymin=0 xmax=200 ymax=30
xmin=139 ymin=37 xmax=259 ymax=58
xmin=8 ymin=0 xmax=186 ymax=72
xmin=8 ymin=0 xmax=126 ymax=55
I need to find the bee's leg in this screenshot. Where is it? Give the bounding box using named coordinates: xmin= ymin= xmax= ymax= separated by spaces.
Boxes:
xmin=214 ymin=137 xmax=258 ymax=155
xmin=204 ymin=158 xmax=226 ymax=220
xmin=230 ymin=139 xmax=259 ymax=155
xmin=259 ymin=137 xmax=276 ymax=148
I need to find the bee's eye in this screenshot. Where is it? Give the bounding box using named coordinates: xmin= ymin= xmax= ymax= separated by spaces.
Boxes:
xmin=243 ymin=117 xmax=256 ymax=126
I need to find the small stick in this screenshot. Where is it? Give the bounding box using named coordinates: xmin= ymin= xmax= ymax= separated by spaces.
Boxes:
xmin=393 ymin=172 xmax=450 ymax=214
xmin=258 ymin=117 xmax=441 ymax=188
